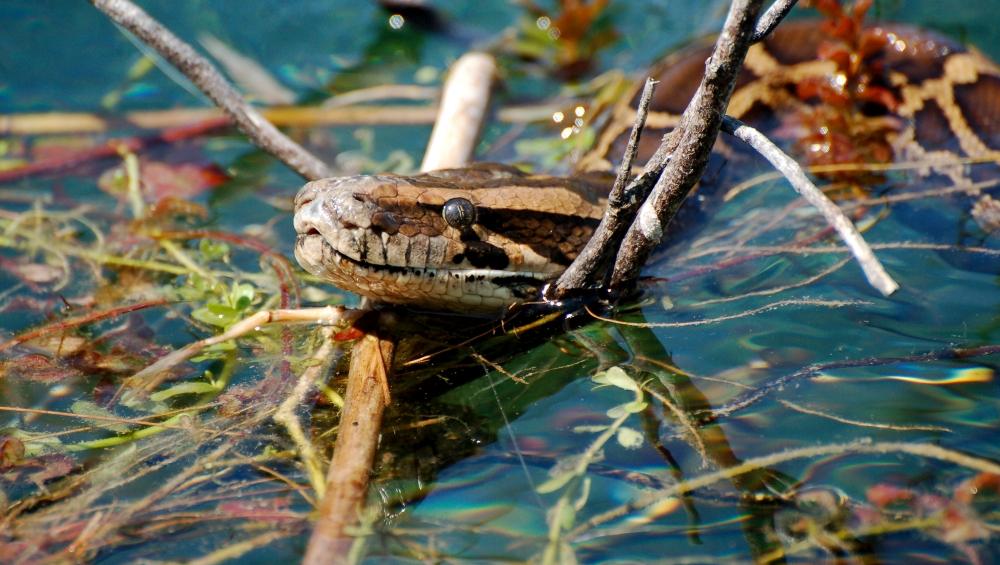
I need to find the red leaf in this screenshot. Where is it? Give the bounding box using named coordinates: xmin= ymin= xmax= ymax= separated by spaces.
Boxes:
xmin=334 ymin=327 xmax=365 ymax=342
xmin=866 ymin=483 xmax=916 ymax=507
xmin=139 ymin=161 xmax=229 ymax=201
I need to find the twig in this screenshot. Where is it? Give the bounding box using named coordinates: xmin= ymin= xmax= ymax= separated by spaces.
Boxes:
xmin=720 ymin=115 xmax=899 ymax=295
xmin=609 ymin=0 xmax=765 ymax=290
xmin=553 ymin=78 xmax=657 ymax=294
xmin=751 ymin=0 xmax=798 ymax=42
xmin=302 ymin=323 xmax=396 ymax=564
xmin=0 ymin=118 xmax=229 ymax=184
xmin=778 ymin=400 xmax=952 ymax=433
xmin=0 ymin=102 xmax=565 ymax=136
xmin=420 ymin=52 xmax=497 ymax=171
xmin=0 ymin=298 xmax=169 ymax=353
xmin=710 ymin=343 xmax=1000 ymax=420
xmin=186 ymin=529 xmax=298 ymax=565
xmin=586 ymin=298 xmax=865 ymax=328
xmin=89 ymin=0 xmax=331 ymax=181
xmin=122 ymin=306 xmax=356 ymax=394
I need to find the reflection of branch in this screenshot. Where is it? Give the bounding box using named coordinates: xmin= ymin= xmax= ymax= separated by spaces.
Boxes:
xmin=608 ymin=0 xmax=765 ymax=290
xmin=720 ymin=115 xmax=899 ymax=295
xmin=90 ymin=0 xmax=331 ymax=181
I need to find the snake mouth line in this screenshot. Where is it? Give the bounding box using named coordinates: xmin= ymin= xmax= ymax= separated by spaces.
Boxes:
xmin=295 ymin=233 xmax=548 ymax=287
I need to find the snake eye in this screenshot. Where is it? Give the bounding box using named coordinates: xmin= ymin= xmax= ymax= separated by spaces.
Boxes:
xmin=442 ymin=197 xmax=477 ymax=230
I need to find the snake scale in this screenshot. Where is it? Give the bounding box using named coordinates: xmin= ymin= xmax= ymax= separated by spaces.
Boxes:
xmin=293 ymin=20 xmax=1000 ymax=312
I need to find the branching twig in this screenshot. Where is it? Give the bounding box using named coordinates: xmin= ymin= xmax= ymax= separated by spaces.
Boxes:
xmin=720 ymin=115 xmax=899 ymax=295
xmin=122 ymin=306 xmax=356 ymax=394
xmin=752 ymin=0 xmax=799 ymax=42
xmin=609 ymin=0 xmax=765 ymax=290
xmin=273 ymin=326 xmax=344 ymax=498
xmin=90 ymin=0 xmax=331 ymax=181
xmin=553 ymin=77 xmax=657 ymax=293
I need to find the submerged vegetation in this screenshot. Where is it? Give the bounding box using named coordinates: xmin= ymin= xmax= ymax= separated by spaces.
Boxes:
xmin=1 ymin=0 xmax=999 ymax=562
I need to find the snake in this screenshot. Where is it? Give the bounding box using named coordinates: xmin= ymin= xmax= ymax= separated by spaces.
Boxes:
xmin=293 ymin=20 xmax=1000 ymax=313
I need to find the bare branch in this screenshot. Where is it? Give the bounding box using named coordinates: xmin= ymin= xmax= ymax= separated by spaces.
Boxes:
xmin=752 ymin=0 xmax=798 ymax=43
xmin=720 ymin=115 xmax=899 ymax=296
xmin=552 ymin=77 xmax=657 ymax=294
xmin=90 ymin=0 xmax=332 ymax=181
xmin=421 ymin=52 xmax=497 ymax=171
xmin=303 ymin=324 xmax=396 ymax=564
xmin=609 ymin=0 xmax=765 ymax=290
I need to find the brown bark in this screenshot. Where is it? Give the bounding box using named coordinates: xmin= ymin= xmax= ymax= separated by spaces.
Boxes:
xmin=609 ymin=0 xmax=766 ymax=289
xmin=302 ymin=330 xmax=395 ymax=564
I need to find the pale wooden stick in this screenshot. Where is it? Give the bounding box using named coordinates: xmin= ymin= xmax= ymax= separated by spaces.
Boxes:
xmin=420 ymin=52 xmax=497 ymax=171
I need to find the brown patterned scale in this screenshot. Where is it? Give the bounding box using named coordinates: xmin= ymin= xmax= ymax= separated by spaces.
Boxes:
xmin=293 ymin=21 xmax=1000 ymax=312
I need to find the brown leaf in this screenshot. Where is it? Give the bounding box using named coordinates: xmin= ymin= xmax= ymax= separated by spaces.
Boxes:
xmin=0 ymin=354 xmax=82 ymax=383
xmin=0 ymin=436 xmax=25 ymax=468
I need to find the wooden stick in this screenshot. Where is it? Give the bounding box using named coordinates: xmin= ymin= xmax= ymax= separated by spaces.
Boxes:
xmin=302 ymin=324 xmax=395 ymax=563
xmin=553 ymin=78 xmax=657 ymax=293
xmin=0 ymin=102 xmax=561 ymax=136
xmin=420 ymin=52 xmax=497 ymax=171
xmin=609 ymin=0 xmax=765 ymax=289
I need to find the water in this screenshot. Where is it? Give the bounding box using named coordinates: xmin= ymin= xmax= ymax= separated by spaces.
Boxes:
xmin=1 ymin=1 xmax=998 ymax=563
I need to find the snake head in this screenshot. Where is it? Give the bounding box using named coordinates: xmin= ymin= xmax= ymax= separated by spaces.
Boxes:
xmin=292 ymin=167 xmax=607 ymax=312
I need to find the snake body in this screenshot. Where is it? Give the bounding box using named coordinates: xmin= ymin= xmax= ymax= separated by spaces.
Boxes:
xmin=294 ymin=21 xmax=1000 ymax=312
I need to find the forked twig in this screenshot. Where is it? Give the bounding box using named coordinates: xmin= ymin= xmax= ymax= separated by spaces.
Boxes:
xmin=272 ymin=326 xmax=344 ymax=497
xmin=123 ymin=306 xmax=357 ymax=394
xmin=554 ymin=77 xmax=657 ymax=293
xmin=609 ymin=0 xmax=765 ymax=289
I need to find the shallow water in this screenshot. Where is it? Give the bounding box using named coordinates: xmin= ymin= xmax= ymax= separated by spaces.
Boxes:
xmin=1 ymin=1 xmax=999 ymax=563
